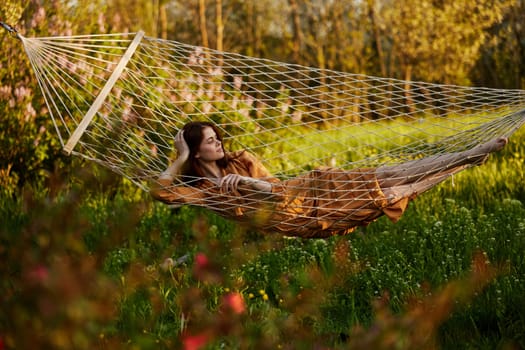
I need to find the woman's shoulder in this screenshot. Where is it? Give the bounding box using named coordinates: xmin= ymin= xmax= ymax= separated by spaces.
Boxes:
xmin=227 ymin=149 xmax=252 ymax=161
xmin=226 ymin=148 xmax=254 ymax=163
xmin=227 ymin=150 xmax=246 ymax=158
xmin=226 ymin=150 xmax=274 ymax=178
xmin=228 ymin=149 xmax=264 ymax=164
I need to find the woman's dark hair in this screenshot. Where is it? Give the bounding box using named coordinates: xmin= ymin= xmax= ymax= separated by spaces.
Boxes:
xmin=181 ymin=121 xmax=229 ymax=184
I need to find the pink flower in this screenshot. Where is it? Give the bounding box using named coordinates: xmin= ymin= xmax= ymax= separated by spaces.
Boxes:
xmin=233 ymin=76 xmax=243 ymax=90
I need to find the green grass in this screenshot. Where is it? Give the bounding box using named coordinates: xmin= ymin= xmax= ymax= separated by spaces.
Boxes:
xmin=1 ymin=127 xmax=524 ymax=349
xmin=251 ymin=112 xmax=519 ymax=176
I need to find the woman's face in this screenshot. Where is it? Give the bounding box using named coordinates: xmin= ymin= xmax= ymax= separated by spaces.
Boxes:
xmin=195 ymin=126 xmax=224 ymax=162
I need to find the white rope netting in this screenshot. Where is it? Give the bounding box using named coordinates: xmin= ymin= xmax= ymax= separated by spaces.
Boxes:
xmin=20 ymin=31 xmax=525 ymax=237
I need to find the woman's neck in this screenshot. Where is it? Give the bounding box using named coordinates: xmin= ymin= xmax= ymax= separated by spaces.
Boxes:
xmin=198 ymin=160 xmax=222 ymax=179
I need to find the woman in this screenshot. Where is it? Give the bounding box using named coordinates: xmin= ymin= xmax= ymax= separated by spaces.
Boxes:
xmin=150 ymin=121 xmax=508 ymax=238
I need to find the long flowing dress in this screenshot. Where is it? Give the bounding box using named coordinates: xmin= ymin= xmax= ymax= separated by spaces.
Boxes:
xmin=150 ymin=151 xmax=416 ymax=238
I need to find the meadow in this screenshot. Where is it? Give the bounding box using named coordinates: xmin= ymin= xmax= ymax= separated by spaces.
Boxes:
xmin=1 ymin=127 xmax=524 ymax=349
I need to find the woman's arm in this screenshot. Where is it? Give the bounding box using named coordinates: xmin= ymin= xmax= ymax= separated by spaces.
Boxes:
xmin=217 ymin=151 xmax=282 ymax=194
xmin=150 ymin=178 xmax=206 ymax=205
xmin=218 ymin=174 xmax=273 ymax=193
xmin=242 ymin=177 xmax=273 ymax=192
xmin=159 ymin=156 xmax=187 ymax=182
xmin=151 ymin=129 xmax=207 ymax=204
xmin=158 ymin=129 xmax=189 ymax=182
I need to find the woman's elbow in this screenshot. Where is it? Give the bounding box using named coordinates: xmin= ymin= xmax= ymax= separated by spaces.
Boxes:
xmin=149 ymin=187 xmax=165 ymax=203
xmin=149 ymin=180 xmax=170 ymax=202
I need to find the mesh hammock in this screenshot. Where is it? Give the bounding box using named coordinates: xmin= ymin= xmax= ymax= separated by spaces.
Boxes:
xmin=16 ymin=30 xmax=525 ymax=237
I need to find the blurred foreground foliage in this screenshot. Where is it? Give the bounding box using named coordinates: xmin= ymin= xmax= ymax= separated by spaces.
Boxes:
xmin=1 ymin=128 xmax=525 ymax=349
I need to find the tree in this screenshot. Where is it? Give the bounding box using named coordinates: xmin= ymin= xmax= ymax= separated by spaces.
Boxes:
xmin=368 ymin=0 xmax=515 ymax=114
xmin=376 ymin=0 xmax=515 ymax=85
xmin=472 ymin=0 xmax=525 ymax=89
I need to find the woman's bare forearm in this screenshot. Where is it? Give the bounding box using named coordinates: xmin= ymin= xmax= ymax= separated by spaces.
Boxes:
xmin=159 ymin=129 xmax=190 ymax=183
xmin=242 ymin=177 xmax=273 ymax=193
xmin=159 ymin=157 xmax=186 ymax=182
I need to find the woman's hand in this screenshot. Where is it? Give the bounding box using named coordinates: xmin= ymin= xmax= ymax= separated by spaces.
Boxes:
xmin=219 ymin=174 xmax=247 ymax=193
xmin=174 ymin=129 xmax=189 ymax=162
xmin=219 ymin=174 xmax=272 ymax=193
xmin=158 ymin=129 xmax=190 ymax=181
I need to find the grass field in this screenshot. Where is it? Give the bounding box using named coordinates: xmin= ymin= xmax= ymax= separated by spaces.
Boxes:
xmin=1 ymin=127 xmax=524 ymax=349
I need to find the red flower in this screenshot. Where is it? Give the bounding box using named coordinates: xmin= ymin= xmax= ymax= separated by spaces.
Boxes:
xmin=221 ymin=292 xmax=246 ymax=315
xmin=193 ymin=252 xmax=223 ymax=283
xmin=27 ymin=265 xmax=49 ymax=284
xmin=182 ymin=332 xmax=210 ymax=350
xmin=194 ymin=253 xmax=209 ymax=268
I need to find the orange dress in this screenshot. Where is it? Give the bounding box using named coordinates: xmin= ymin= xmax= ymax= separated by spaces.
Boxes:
xmin=150 ymin=151 xmax=413 ymax=238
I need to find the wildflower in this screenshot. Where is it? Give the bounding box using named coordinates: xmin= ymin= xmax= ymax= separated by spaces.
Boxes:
xmin=0 ymin=85 xmax=12 ymax=100
xmin=192 ymin=252 xmax=222 ymax=283
xmin=14 ymin=86 xmax=30 ymax=102
xmin=31 ymin=6 xmax=46 ymax=27
xmin=195 ymin=253 xmax=209 ymax=268
xmin=182 ymin=332 xmax=211 ymax=350
xmin=26 ymin=265 xmax=49 ymax=284
xmin=233 ymin=75 xmax=243 ymax=90
xmin=221 ymin=292 xmax=246 ymax=315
